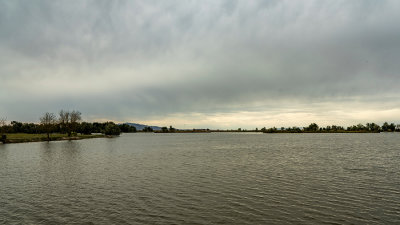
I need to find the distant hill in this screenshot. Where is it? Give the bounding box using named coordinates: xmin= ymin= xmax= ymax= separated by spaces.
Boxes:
xmin=123 ymin=122 xmax=162 ymax=131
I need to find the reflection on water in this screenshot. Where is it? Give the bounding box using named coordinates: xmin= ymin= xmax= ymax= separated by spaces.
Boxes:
xmin=1 ymin=133 xmax=400 ymax=224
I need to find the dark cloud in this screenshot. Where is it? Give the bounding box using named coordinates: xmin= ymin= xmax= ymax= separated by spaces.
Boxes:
xmin=1 ymin=0 xmax=399 ymax=127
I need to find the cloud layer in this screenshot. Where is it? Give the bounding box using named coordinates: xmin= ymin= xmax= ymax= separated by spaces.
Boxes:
xmin=1 ymin=0 xmax=399 ymax=128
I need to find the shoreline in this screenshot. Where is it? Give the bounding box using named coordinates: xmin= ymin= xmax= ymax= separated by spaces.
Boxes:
xmin=262 ymin=131 xmax=382 ymax=134
xmin=153 ymin=130 xmax=384 ymax=134
xmin=1 ymin=134 xmax=108 ymax=144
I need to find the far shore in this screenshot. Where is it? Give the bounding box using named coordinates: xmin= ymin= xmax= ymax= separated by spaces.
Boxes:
xmin=152 ymin=130 xmax=383 ymax=134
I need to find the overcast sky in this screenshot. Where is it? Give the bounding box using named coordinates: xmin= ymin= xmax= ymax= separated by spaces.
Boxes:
xmin=1 ymin=0 xmax=399 ymax=128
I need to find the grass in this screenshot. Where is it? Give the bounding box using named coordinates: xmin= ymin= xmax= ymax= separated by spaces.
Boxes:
xmin=6 ymin=133 xmax=68 ymax=139
xmin=2 ymin=133 xmax=105 ymax=144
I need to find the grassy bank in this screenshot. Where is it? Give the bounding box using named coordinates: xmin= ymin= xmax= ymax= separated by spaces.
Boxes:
xmin=1 ymin=133 xmax=106 ymax=144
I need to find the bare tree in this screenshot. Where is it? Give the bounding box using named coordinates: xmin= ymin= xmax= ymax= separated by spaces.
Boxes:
xmin=59 ymin=110 xmax=81 ymax=136
xmin=70 ymin=110 xmax=82 ymax=136
xmin=40 ymin=112 xmax=56 ymax=141
xmin=59 ymin=110 xmax=70 ymax=136
xmin=59 ymin=110 xmax=69 ymax=126
xmin=70 ymin=110 xmax=82 ymax=123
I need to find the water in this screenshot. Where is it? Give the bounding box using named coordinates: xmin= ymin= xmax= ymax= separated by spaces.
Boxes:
xmin=1 ymin=133 xmax=399 ymax=224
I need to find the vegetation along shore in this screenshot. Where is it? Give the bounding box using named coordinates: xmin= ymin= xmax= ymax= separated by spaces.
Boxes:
xmin=0 ymin=110 xmax=131 ymax=144
xmin=1 ymin=111 xmax=399 ymax=144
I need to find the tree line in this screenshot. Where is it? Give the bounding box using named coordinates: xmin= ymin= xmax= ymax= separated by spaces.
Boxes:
xmin=1 ymin=114 xmax=399 ymax=137
xmin=261 ymin=122 xmax=400 ymax=133
xmin=0 ymin=110 xmax=138 ymax=140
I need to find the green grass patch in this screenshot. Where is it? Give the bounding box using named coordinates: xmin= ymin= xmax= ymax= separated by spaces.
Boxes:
xmin=2 ymin=133 xmax=105 ymax=144
xmin=6 ymin=133 xmax=68 ymax=139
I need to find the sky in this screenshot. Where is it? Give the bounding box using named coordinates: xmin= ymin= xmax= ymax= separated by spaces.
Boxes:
xmin=0 ymin=0 xmax=399 ymax=129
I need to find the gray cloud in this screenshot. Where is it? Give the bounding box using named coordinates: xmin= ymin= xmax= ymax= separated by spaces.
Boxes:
xmin=1 ymin=0 xmax=400 ymax=127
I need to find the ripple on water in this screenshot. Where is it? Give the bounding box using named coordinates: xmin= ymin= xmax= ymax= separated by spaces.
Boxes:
xmin=0 ymin=133 xmax=400 ymax=224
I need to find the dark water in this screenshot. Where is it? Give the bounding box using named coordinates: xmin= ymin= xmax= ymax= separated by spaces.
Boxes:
xmin=1 ymin=133 xmax=399 ymax=224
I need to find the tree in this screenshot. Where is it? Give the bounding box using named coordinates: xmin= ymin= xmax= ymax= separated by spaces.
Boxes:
xmin=306 ymin=123 xmax=319 ymax=132
xmin=143 ymin=127 xmax=153 ymax=132
xmin=389 ymin=123 xmax=396 ymax=132
xmin=70 ymin=110 xmax=82 ymax=135
xmin=59 ymin=110 xmax=81 ymax=136
xmin=59 ymin=110 xmax=70 ymax=134
xmin=169 ymin=125 xmax=176 ymax=132
xmin=356 ymin=123 xmax=366 ymax=131
xmin=291 ymin=126 xmax=301 ymax=133
xmin=78 ymin=122 xmax=94 ymax=135
xmin=382 ymin=122 xmax=390 ymax=132
xmin=104 ymin=123 xmax=121 ymax=135
xmin=118 ymin=124 xmax=137 ymax=133
xmin=40 ymin=112 xmax=56 ymax=141
xmin=11 ymin=121 xmax=23 ymax=133
xmin=366 ymin=123 xmax=380 ymax=132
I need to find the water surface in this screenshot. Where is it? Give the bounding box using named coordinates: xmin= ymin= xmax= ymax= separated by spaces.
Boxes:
xmin=1 ymin=133 xmax=399 ymax=224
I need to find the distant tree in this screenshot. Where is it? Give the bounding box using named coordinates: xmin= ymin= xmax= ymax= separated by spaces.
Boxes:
xmin=292 ymin=127 xmax=302 ymax=133
xmin=40 ymin=112 xmax=56 ymax=141
xmin=382 ymin=122 xmax=390 ymax=132
xmin=356 ymin=123 xmax=366 ymax=131
xmin=381 ymin=122 xmax=394 ymax=132
xmin=306 ymin=123 xmax=319 ymax=132
xmin=143 ymin=126 xmax=153 ymax=132
xmin=11 ymin=121 xmax=23 ymax=133
xmin=104 ymin=122 xmax=121 ymax=135
xmin=366 ymin=123 xmax=380 ymax=132
xmin=78 ymin=122 xmax=94 ymax=135
xmin=169 ymin=125 xmax=176 ymax=132
xmin=265 ymin=127 xmax=278 ymax=133
xmin=161 ymin=127 xmax=168 ymax=133
xmin=389 ymin=123 xmax=396 ymax=132
xmin=16 ymin=123 xmax=39 ymax=134
xmin=330 ymin=125 xmax=344 ymax=132
xmin=118 ymin=124 xmax=137 ymax=133
xmin=92 ymin=122 xmax=105 ymax=133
